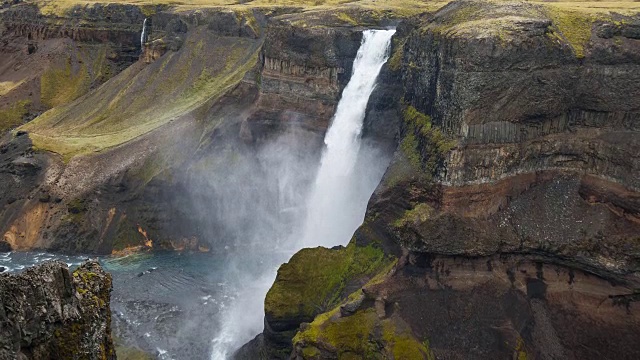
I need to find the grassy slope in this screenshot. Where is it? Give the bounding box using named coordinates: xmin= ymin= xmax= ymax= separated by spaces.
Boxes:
xmin=22 ymin=30 xmax=261 ymax=160
xmin=33 ymin=0 xmax=446 ymax=16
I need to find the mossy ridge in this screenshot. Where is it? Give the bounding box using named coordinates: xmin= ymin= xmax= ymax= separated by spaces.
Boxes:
xmin=543 ymin=6 xmax=599 ymax=58
xmin=265 ymin=241 xmax=389 ymax=321
xmin=388 ymin=37 xmax=407 ymax=72
xmin=294 ymin=307 xmax=432 ymax=359
xmin=23 ymin=32 xmax=262 ymax=160
xmin=0 ymin=100 xmax=30 ymax=133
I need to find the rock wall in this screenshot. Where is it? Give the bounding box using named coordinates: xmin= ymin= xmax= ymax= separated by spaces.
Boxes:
xmin=0 ymin=260 xmax=115 ymax=359
xmin=248 ymin=22 xmax=363 ymax=138
xmin=257 ymin=1 xmax=640 ymax=359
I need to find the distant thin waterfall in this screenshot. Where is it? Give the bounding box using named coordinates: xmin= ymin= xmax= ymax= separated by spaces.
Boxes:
xmin=300 ymin=29 xmax=396 ymax=248
xmin=140 ymin=18 xmax=148 ymax=48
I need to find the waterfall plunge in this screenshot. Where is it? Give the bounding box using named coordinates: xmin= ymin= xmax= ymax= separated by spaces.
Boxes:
xmin=300 ymin=29 xmax=396 ymax=249
xmin=140 ymin=18 xmax=148 ymax=48
xmin=209 ymin=29 xmax=395 ymax=360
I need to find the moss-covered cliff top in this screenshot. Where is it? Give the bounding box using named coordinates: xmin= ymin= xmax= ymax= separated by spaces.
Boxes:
xmin=27 ymin=0 xmax=447 ymax=17
xmin=416 ymin=0 xmax=639 ymax=59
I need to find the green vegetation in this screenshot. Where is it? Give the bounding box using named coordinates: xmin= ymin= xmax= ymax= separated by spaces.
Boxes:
xmin=514 ymin=337 xmax=531 ymax=360
xmin=67 ymin=198 xmax=88 ymax=214
xmin=112 ymin=217 xmax=146 ymax=251
xmin=400 ymin=104 xmax=456 ymax=177
xmin=0 ymin=100 xmax=30 ymax=133
xmin=265 ymin=241 xmax=389 ymax=320
xmin=40 ymin=57 xmax=90 ymax=108
xmin=382 ymin=319 xmax=435 ymax=360
xmin=294 ymin=307 xmax=432 ymax=359
xmin=539 ymin=2 xmax=640 ymax=58
xmin=336 ymin=12 xmax=358 ymax=26
xmin=52 ymin=267 xmax=114 ymax=359
xmin=23 ymin=32 xmax=261 ymax=160
xmin=388 ymin=38 xmax=406 ymax=72
xmin=544 ymin=8 xmax=595 ymax=58
xmin=393 ymin=203 xmax=434 ymax=228
xmin=34 ymin=0 xmax=444 ymax=17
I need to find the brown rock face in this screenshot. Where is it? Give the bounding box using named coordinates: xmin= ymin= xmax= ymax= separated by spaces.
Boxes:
xmin=266 ymin=1 xmax=640 ymax=359
xmin=0 ymin=260 xmax=115 ymax=360
xmin=385 ymin=0 xmax=640 ymax=273
xmin=248 ymin=23 xmax=363 ymax=137
xmin=347 ymin=254 xmax=640 ymax=360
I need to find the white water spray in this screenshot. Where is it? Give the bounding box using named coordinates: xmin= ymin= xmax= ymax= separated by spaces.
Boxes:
xmin=209 ymin=29 xmax=395 ymax=360
xmin=301 ymin=29 xmax=396 ymax=248
xmin=140 ymin=18 xmax=148 ymax=48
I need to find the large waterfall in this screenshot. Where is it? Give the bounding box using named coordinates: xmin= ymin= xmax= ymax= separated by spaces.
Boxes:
xmin=210 ymin=29 xmax=395 ymax=359
xmin=300 ymin=29 xmax=396 ymax=248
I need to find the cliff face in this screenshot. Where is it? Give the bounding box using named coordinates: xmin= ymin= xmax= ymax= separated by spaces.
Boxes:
xmin=0 ymin=260 xmax=115 ymax=359
xmin=0 ymin=3 xmax=145 ymax=127
xmin=262 ymin=1 xmax=640 ymax=359
xmin=0 ymin=3 xmax=401 ymax=255
xmin=392 ymin=0 xmax=640 ymax=274
xmin=250 ymin=22 xmax=362 ymax=136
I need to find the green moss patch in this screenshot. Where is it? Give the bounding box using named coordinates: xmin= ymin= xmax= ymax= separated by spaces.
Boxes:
xmin=0 ymin=100 xmax=30 ymax=133
xmin=40 ymin=57 xmax=90 ymax=108
xmin=23 ymin=31 xmax=261 ymax=160
xmin=399 ymin=104 xmax=456 ymax=179
xmin=294 ymin=308 xmax=433 ymax=359
xmin=544 ymin=8 xmax=595 ymax=58
xmin=115 ymin=341 xmax=154 ymax=360
xmin=388 ymin=37 xmax=406 ymax=72
xmin=265 ymin=242 xmax=388 ymax=321
xmin=392 ymin=203 xmax=435 ymax=228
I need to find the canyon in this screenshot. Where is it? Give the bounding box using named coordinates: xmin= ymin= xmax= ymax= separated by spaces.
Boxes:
xmin=1 ymin=0 xmax=640 ymax=359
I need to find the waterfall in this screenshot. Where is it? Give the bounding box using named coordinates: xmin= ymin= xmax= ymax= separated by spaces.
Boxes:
xmin=209 ymin=29 xmax=395 ymax=360
xmin=300 ymin=29 xmax=396 ymax=248
xmin=140 ymin=18 xmax=148 ymax=48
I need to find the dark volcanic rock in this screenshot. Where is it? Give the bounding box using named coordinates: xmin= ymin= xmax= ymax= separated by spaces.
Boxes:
xmin=259 ymin=1 xmax=640 ymax=359
xmin=0 ymin=260 xmax=115 ymax=359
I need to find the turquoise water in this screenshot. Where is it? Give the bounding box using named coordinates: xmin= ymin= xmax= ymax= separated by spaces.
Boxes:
xmin=0 ymin=250 xmax=288 ymax=359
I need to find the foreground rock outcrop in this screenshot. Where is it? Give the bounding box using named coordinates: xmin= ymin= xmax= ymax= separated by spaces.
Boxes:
xmin=0 ymin=260 xmax=115 ymax=359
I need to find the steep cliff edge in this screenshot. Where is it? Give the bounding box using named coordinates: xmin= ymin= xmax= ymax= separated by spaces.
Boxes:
xmin=0 ymin=260 xmax=115 ymax=359
xmin=261 ymin=1 xmax=640 ymax=359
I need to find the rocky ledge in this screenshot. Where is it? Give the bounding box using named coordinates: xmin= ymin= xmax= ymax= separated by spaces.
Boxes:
xmin=0 ymin=260 xmax=115 ymax=359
